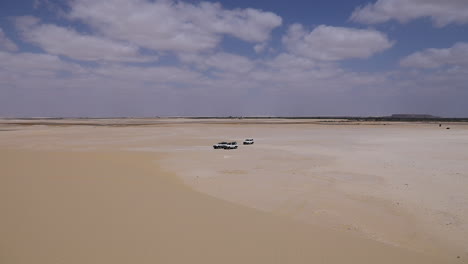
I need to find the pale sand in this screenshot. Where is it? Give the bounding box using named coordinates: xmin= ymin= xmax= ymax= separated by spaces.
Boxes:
xmin=1 ymin=119 xmax=467 ymax=263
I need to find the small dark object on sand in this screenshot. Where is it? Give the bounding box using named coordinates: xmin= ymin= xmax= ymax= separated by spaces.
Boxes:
xmin=439 ymin=124 xmax=442 ymax=127
xmin=457 ymin=256 xmax=460 ymax=259
xmin=447 ymin=127 xmax=451 ymax=130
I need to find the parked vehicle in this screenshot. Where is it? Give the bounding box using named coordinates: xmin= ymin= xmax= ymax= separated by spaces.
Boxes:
xmin=213 ymin=142 xmax=228 ymax=149
xmin=213 ymin=141 xmax=238 ymax=149
xmin=224 ymin=142 xmax=238 ymax=149
xmin=243 ymin=138 xmax=254 ymax=145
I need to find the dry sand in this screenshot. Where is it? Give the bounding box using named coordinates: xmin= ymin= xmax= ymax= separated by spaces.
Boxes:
xmin=1 ymin=118 xmax=467 ymax=263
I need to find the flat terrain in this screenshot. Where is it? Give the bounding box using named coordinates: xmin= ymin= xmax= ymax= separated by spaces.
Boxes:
xmin=1 ymin=118 xmax=467 ymax=263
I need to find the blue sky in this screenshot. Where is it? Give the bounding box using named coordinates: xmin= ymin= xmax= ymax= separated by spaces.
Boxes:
xmin=1 ymin=0 xmax=468 ymax=117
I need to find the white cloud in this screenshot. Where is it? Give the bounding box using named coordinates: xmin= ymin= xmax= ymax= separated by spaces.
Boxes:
xmin=2 ymin=0 xmax=467 ymax=117
xmin=264 ymin=53 xmax=318 ymax=70
xmin=0 ymin=28 xmax=19 ymax=52
xmin=15 ymin=16 xmax=153 ymax=62
xmin=2 ymin=48 xmax=467 ymax=117
xmin=0 ymin=51 xmax=86 ymax=83
xmin=0 ymin=50 xmax=203 ymax=98
xmin=256 ymin=53 xmax=380 ymax=88
xmin=179 ymin=52 xmax=255 ymax=74
xmin=400 ymin=42 xmax=468 ymax=68
xmin=282 ymin=24 xmax=393 ymax=61
xmin=351 ymin=0 xmax=468 ymax=27
xmin=68 ymin=0 xmax=282 ymax=52
xmin=254 ymin=43 xmax=266 ymax=53
xmin=93 ymin=64 xmax=203 ymax=84
xmin=0 ymin=51 xmax=79 ymax=72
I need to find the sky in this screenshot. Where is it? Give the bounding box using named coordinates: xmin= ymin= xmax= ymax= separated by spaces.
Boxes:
xmin=0 ymin=0 xmax=468 ymax=117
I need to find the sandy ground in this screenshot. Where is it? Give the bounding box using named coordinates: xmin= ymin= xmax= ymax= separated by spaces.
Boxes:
xmin=1 ymin=119 xmax=467 ymax=263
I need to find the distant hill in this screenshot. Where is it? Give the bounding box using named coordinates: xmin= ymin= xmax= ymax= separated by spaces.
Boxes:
xmin=390 ymin=114 xmax=440 ymax=119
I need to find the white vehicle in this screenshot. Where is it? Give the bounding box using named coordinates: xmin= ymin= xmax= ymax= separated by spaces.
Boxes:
xmin=243 ymin=138 xmax=254 ymax=145
xmin=213 ymin=142 xmax=228 ymax=149
xmin=224 ymin=142 xmax=238 ymax=149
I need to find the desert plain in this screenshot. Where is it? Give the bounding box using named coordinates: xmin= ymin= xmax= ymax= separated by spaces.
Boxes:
xmin=1 ymin=118 xmax=467 ymax=263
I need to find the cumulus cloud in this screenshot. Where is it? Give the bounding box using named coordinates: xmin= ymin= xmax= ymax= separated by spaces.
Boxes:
xmin=0 ymin=51 xmax=86 ymax=84
xmin=2 ymin=0 xmax=467 ymax=117
xmin=14 ymin=16 xmax=153 ymax=62
xmin=68 ymin=0 xmax=282 ymax=52
xmin=179 ymin=52 xmax=255 ymax=74
xmin=0 ymin=52 xmax=81 ymax=73
xmin=254 ymin=43 xmax=267 ymax=53
xmin=282 ymin=24 xmax=393 ymax=61
xmin=351 ymin=0 xmax=468 ymax=27
xmin=0 ymin=28 xmax=19 ymax=51
xmin=2 ymin=48 xmax=467 ymax=117
xmin=400 ymin=42 xmax=468 ymax=68
xmin=264 ymin=53 xmax=319 ymax=71
xmin=93 ymin=64 xmax=203 ymax=84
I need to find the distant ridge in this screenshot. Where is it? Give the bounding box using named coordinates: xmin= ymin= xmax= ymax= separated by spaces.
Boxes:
xmin=390 ymin=114 xmax=439 ymax=119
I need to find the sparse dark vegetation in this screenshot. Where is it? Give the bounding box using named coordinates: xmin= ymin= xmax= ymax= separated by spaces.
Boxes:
xmin=189 ymin=116 xmax=468 ymax=122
